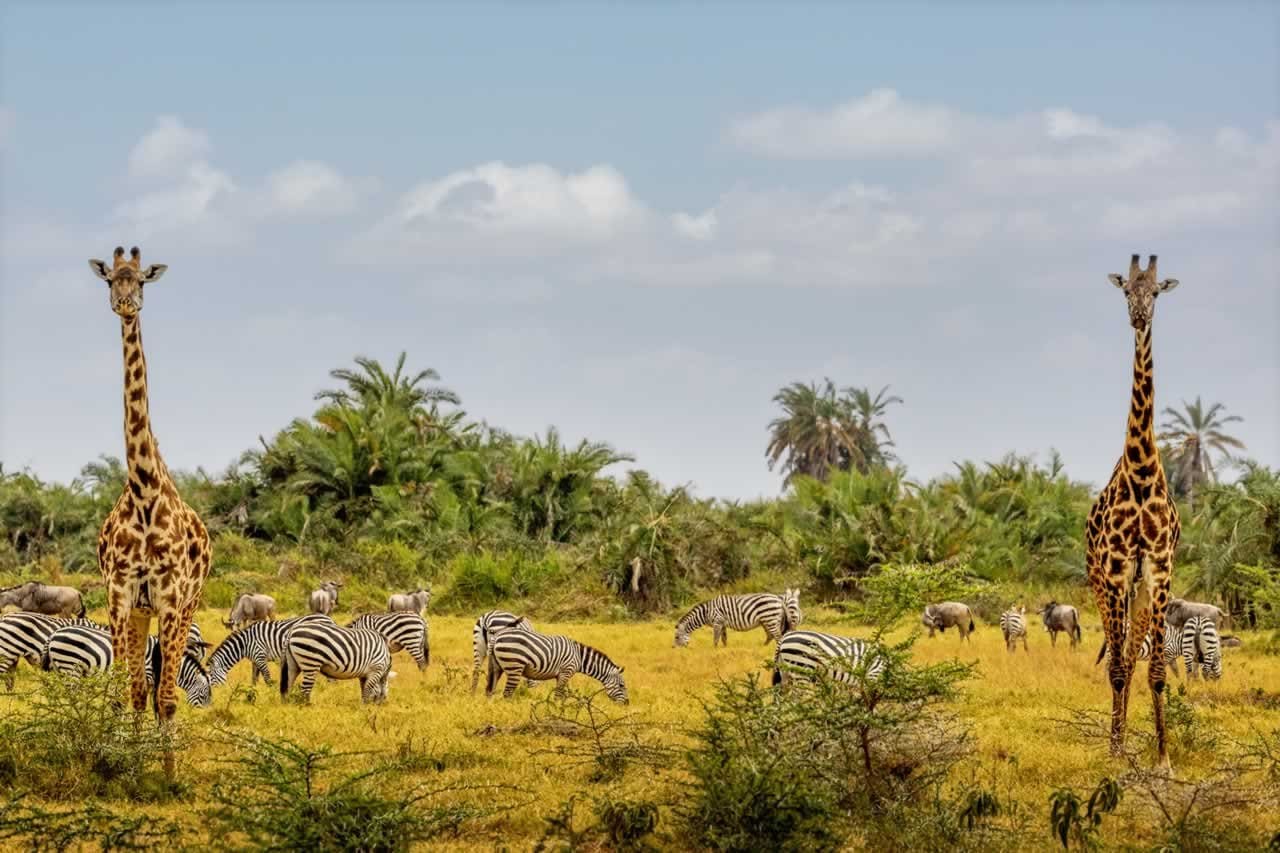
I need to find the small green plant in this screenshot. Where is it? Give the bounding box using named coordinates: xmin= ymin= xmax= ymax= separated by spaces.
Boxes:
xmin=534 ymin=793 xmax=661 ymax=853
xmin=0 ymin=795 xmax=184 ymax=852
xmin=204 ymin=729 xmax=519 ymax=851
xmin=1048 ymin=778 xmax=1121 ymax=850
xmin=0 ymin=669 xmax=183 ymax=801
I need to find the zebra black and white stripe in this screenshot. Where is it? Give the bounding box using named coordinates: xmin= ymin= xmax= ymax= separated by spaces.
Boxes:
xmin=0 ymin=613 xmax=105 ymax=690
xmin=1181 ymin=616 xmax=1222 ymax=680
xmin=771 ymin=629 xmax=885 ymax=689
xmin=1094 ymin=621 xmax=1181 ymax=674
xmin=279 ymin=621 xmax=394 ymax=704
xmin=999 ymin=607 xmax=1029 ymax=653
xmin=205 ymin=614 xmax=336 ymax=686
xmin=346 ymin=612 xmax=428 ymax=672
xmin=471 ymin=610 xmax=534 ymax=693
xmin=673 ymin=591 xmax=800 ymax=648
xmin=485 ymin=630 xmax=628 ymax=704
xmin=41 ymin=624 xmax=212 ymax=708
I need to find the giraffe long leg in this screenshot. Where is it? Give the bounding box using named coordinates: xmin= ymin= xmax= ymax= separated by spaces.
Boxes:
xmin=1146 ymin=557 xmax=1173 ymax=771
xmin=126 ymin=609 xmax=151 ymax=714
xmin=1092 ymin=558 xmax=1133 ymax=757
xmin=155 ymin=598 xmax=198 ymax=724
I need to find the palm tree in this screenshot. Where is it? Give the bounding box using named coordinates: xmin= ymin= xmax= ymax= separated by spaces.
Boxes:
xmin=1159 ymin=396 xmax=1246 ymax=507
xmin=766 ymin=379 xmax=863 ymax=485
xmin=316 ymin=352 xmax=459 ymax=413
xmin=843 ymin=384 xmax=903 ymax=472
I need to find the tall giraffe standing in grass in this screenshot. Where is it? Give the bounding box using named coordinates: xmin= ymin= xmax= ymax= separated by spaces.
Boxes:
xmin=1086 ymin=254 xmax=1181 ymax=770
xmin=89 ymin=247 xmax=211 ymax=774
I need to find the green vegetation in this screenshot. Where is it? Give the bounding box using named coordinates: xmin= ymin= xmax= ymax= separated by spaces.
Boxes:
xmin=1 ymin=354 xmax=1275 ymax=628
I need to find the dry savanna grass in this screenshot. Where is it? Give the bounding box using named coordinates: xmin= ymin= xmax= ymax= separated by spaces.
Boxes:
xmin=2 ymin=605 xmax=1279 ymax=851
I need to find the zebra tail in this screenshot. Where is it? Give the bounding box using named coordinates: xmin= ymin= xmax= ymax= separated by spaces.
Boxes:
xmin=485 ymin=647 xmax=501 ymax=695
xmin=771 ymin=667 xmax=782 ymax=687
xmin=279 ymin=648 xmax=295 ymax=697
xmin=423 ymin=636 xmax=430 ymax=668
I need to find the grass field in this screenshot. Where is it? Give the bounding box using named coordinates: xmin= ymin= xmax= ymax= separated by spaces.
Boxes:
xmin=3 ymin=606 xmax=1279 ymax=851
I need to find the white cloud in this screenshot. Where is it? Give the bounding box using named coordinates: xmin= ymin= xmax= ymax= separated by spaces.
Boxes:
xmin=729 ymin=88 xmax=960 ymax=158
xmin=265 ymin=160 xmax=368 ymax=215
xmin=400 ymin=161 xmax=643 ymax=235
xmin=672 ymin=209 xmax=717 ymax=240
xmin=128 ymin=116 xmax=211 ymax=179
xmin=113 ymin=161 xmax=236 ymax=236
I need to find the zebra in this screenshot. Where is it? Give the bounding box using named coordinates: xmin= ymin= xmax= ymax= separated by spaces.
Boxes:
xmin=485 ymin=630 xmax=628 ymax=704
xmin=771 ymin=629 xmax=885 ymax=689
xmin=0 ymin=613 xmax=107 ymax=690
xmin=204 ymin=614 xmax=336 ymax=687
xmin=41 ymin=624 xmax=212 ymax=708
xmin=999 ymin=606 xmax=1029 ymax=653
xmin=1181 ymin=616 xmax=1222 ymax=680
xmin=673 ymin=593 xmax=794 ymax=648
xmin=471 ymin=610 xmax=534 ymax=693
xmin=1095 ymin=621 xmax=1181 ymax=675
xmin=346 ymin=612 xmax=429 ymax=672
xmin=279 ymin=621 xmax=395 ymax=704
xmin=782 ymin=587 xmax=803 ymax=632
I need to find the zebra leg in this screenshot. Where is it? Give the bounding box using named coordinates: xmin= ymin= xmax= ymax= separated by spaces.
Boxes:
xmin=502 ymin=669 xmax=521 ymax=699
xmin=411 ymin=643 xmax=427 ymax=673
xmin=555 ymin=671 xmax=572 ymax=700
xmin=298 ymin=669 xmax=317 ymax=703
xmin=0 ymin=658 xmax=14 ymax=692
xmin=253 ymin=647 xmax=273 ymax=687
xmin=1022 ymin=635 xmax=1029 ymax=653
xmin=471 ymin=637 xmax=484 ymax=694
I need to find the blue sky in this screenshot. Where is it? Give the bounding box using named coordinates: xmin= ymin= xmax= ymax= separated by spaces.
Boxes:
xmin=2 ymin=2 xmax=1277 ymax=498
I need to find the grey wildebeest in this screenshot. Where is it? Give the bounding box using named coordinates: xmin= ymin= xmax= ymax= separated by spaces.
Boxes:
xmin=1039 ymin=602 xmax=1082 ymax=648
xmin=223 ymin=593 xmax=277 ymax=630
xmin=388 ymin=588 xmax=431 ymax=615
xmin=0 ymin=582 xmax=85 ymax=618
xmin=921 ymin=602 xmax=975 ymax=641
xmin=308 ymin=581 xmax=342 ymax=616
xmin=1166 ymin=597 xmax=1228 ymax=633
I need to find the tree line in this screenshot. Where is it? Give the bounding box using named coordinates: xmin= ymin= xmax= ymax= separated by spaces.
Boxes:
xmin=1 ymin=353 xmax=1275 ymax=624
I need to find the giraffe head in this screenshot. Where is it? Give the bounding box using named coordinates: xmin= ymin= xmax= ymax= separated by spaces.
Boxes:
xmin=1108 ymin=254 xmax=1179 ymax=331
xmin=88 ymin=246 xmax=168 ymax=318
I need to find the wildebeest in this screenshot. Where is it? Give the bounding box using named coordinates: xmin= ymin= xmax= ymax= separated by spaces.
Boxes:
xmin=1038 ymin=602 xmax=1082 ymax=648
xmin=308 ymin=581 xmax=342 ymax=616
xmin=0 ymin=582 xmax=85 ymax=618
xmin=1166 ymin=597 xmax=1228 ymax=633
xmin=223 ymin=593 xmax=277 ymax=630
xmin=388 ymin=588 xmax=431 ymax=614
xmin=921 ymin=602 xmax=975 ymax=640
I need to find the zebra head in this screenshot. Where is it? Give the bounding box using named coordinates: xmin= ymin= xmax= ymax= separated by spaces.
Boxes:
xmin=601 ymin=666 xmax=628 ymax=704
xmin=181 ymin=654 xmax=213 ymax=708
xmin=362 ymin=670 xmax=396 ymax=704
xmin=673 ymin=625 xmax=691 ymax=648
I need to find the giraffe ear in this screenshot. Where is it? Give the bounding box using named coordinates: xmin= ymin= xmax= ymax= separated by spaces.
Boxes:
xmin=140 ymin=264 xmax=168 ymax=284
xmin=1107 ymin=274 xmax=1125 ymax=289
xmin=89 ymin=259 xmax=111 ymax=280
xmin=1157 ymin=278 xmax=1179 ymax=293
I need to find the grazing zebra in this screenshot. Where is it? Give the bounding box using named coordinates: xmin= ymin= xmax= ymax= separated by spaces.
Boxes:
xmin=279 ymin=622 xmax=394 ymax=704
xmin=485 ymin=630 xmax=628 ymax=704
xmin=41 ymin=624 xmax=212 ymax=708
xmin=673 ymin=592 xmax=795 ymax=648
xmin=1181 ymin=616 xmax=1222 ymax=680
xmin=0 ymin=613 xmax=107 ymax=690
xmin=771 ymin=629 xmax=885 ymax=689
xmin=999 ymin=606 xmax=1029 ymax=653
xmin=204 ymin=614 xmax=336 ymax=687
xmin=346 ymin=612 xmax=428 ymax=671
xmin=471 ymin=610 xmax=534 ymax=693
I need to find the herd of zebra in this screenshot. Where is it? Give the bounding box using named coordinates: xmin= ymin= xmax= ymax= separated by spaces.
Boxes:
xmin=0 ymin=585 xmax=1239 ymax=711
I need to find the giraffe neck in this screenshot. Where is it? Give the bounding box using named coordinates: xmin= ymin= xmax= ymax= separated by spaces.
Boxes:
xmin=1123 ymin=325 xmax=1161 ymax=478
xmin=119 ymin=314 xmax=166 ymax=501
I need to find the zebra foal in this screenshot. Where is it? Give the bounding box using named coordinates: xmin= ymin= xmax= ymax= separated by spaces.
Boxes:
xmin=673 ymin=590 xmax=802 ymax=648
xmin=280 ymin=622 xmax=395 ymax=704
xmin=486 ymin=630 xmax=628 ymax=704
xmin=771 ymin=629 xmax=884 ymax=689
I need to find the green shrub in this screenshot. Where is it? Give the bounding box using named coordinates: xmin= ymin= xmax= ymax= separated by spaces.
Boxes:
xmin=0 ymin=796 xmax=185 ymax=851
xmin=437 ymin=550 xmax=563 ymax=609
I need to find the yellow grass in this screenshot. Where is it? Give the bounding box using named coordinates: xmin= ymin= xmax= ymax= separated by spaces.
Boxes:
xmin=4 ymin=606 xmax=1279 ymax=851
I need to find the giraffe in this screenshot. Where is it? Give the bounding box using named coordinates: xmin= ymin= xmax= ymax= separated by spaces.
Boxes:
xmin=1086 ymin=254 xmax=1181 ymax=770
xmin=88 ymin=247 xmax=211 ymax=766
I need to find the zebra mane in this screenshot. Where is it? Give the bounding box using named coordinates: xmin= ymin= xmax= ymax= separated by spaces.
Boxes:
xmin=675 ymin=601 xmax=711 ymax=633
xmin=206 ymin=623 xmax=258 ymax=666
xmin=575 ymin=641 xmax=621 ymax=677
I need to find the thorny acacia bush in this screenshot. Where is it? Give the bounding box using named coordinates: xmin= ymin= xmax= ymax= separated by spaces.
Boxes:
xmin=204 ymin=729 xmax=527 ymax=852
xmin=0 ymin=795 xmax=184 ymax=853
xmin=522 ymin=687 xmax=679 ymax=783
xmin=0 ymin=669 xmax=182 ymax=801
